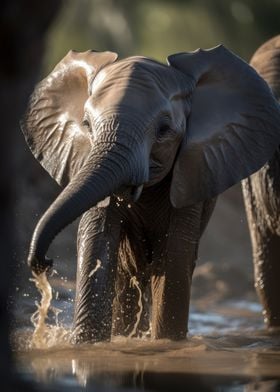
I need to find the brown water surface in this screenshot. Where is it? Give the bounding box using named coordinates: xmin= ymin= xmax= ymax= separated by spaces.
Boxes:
xmin=14 ymin=274 xmax=280 ymax=391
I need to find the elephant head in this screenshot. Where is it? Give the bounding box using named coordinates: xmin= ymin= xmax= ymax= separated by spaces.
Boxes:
xmin=250 ymin=35 xmax=280 ymax=100
xmin=22 ymin=45 xmax=280 ymax=274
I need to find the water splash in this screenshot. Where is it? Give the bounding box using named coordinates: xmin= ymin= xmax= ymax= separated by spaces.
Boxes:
xmin=88 ymin=259 xmax=102 ymax=278
xmin=30 ymin=272 xmax=70 ymax=349
xmin=128 ymin=276 xmax=143 ymax=338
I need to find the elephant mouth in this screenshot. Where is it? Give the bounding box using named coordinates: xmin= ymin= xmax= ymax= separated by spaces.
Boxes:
xmin=112 ymin=183 xmax=144 ymax=203
xmin=145 ymin=162 xmax=166 ymax=187
xmin=131 ymin=184 xmax=144 ymax=201
xmin=149 ymin=161 xmax=163 ymax=174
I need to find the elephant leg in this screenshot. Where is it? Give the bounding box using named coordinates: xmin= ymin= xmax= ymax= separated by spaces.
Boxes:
xmin=151 ymin=203 xmax=203 ymax=340
xmin=243 ymin=176 xmax=280 ymax=329
xmin=112 ymin=267 xmax=150 ymax=338
xmin=252 ymin=230 xmax=280 ymax=328
xmin=112 ymin=235 xmax=151 ymax=337
xmin=151 ymin=246 xmax=196 ymax=340
xmin=73 ymin=204 xmax=121 ymax=343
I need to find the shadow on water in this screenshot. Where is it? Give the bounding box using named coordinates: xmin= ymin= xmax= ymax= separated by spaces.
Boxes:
xmin=15 ymin=297 xmax=280 ymax=392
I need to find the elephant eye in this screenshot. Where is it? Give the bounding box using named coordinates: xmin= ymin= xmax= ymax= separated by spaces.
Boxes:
xmin=82 ymin=118 xmax=90 ymax=130
xmin=156 ymin=123 xmax=171 ymax=140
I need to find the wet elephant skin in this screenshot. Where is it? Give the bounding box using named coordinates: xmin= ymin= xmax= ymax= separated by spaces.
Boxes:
xmin=242 ymin=35 xmax=280 ymax=329
xmin=21 ymin=45 xmax=280 ymax=342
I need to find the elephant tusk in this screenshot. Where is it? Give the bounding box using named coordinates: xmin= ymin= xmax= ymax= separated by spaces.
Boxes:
xmin=96 ymin=196 xmax=111 ymax=208
xmin=131 ymin=184 xmax=143 ymax=202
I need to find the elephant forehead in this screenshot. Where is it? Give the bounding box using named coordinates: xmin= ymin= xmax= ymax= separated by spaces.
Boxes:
xmin=90 ymin=56 xmax=183 ymax=98
xmin=85 ymin=94 xmax=154 ymax=135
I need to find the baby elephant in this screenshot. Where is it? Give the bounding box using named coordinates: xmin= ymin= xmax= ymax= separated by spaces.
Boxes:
xmin=22 ymin=45 xmax=280 ymax=343
xmin=242 ymin=35 xmax=280 ymax=331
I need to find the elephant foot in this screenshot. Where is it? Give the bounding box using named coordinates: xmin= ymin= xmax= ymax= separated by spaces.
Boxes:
xmin=261 ymin=294 xmax=280 ymax=331
xmin=267 ymin=325 xmax=280 ymax=336
xmin=71 ymin=322 xmax=112 ymax=344
xmin=152 ymin=328 xmax=187 ymax=341
xmin=264 ymin=312 xmax=280 ymax=331
xmin=248 ymin=229 xmax=280 ymax=334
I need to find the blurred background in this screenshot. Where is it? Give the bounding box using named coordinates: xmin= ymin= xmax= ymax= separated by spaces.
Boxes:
xmin=10 ymin=0 xmax=280 ymax=324
xmin=44 ymin=0 xmax=280 ymax=67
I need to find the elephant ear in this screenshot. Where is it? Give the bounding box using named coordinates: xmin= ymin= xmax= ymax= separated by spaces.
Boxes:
xmin=167 ymin=44 xmax=280 ymax=207
xmin=250 ymin=35 xmax=280 ymax=99
xmin=21 ymin=50 xmax=118 ymax=187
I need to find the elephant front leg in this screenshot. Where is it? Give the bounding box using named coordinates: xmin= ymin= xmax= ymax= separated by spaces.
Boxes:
xmin=112 ymin=232 xmax=151 ymax=338
xmin=73 ymin=205 xmax=121 ymax=343
xmin=151 ymin=245 xmax=196 ymax=340
xmin=151 ymin=205 xmax=202 ymax=340
xmin=112 ymin=265 xmax=151 ymax=338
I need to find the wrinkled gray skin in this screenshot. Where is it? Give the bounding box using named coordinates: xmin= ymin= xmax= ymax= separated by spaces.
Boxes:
xmin=242 ymin=35 xmax=280 ymax=330
xmin=22 ymin=45 xmax=280 ymax=343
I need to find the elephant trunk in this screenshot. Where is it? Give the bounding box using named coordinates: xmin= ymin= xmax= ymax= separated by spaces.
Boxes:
xmin=28 ymin=142 xmax=147 ymax=273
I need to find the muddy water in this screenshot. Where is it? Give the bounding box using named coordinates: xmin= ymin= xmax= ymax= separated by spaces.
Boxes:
xmin=14 ymin=274 xmax=280 ymax=391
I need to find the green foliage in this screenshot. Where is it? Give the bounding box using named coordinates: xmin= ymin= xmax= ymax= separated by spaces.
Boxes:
xmin=43 ymin=0 xmax=280 ymax=73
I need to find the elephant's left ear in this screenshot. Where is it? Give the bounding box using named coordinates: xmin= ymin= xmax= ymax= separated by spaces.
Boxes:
xmin=21 ymin=50 xmax=118 ymax=187
xmin=168 ymin=45 xmax=280 ymax=208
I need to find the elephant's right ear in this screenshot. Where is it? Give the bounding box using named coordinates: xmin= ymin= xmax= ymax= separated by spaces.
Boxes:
xmin=21 ymin=50 xmax=118 ymax=187
xmin=168 ymin=45 xmax=280 ymax=207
